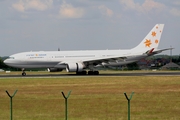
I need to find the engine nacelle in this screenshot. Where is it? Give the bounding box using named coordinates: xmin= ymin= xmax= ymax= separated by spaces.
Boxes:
xmin=47 ymin=68 xmax=63 ymax=72
xmin=66 ymin=62 xmax=84 ymax=72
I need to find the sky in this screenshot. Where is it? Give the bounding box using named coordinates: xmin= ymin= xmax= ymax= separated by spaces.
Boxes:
xmin=0 ymin=0 xmax=180 ymax=56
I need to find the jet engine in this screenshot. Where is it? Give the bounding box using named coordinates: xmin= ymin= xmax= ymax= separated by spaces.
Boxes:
xmin=66 ymin=62 xmax=84 ymax=72
xmin=47 ymin=68 xmax=63 ymax=72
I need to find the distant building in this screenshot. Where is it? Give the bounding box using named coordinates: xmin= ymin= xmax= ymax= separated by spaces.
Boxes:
xmin=161 ymin=62 xmax=180 ymax=70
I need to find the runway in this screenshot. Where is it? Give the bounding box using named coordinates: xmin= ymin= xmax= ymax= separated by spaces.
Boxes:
xmin=0 ymin=71 xmax=180 ymax=78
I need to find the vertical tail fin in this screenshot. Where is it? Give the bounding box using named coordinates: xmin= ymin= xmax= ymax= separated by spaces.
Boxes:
xmin=132 ymin=24 xmax=164 ymax=51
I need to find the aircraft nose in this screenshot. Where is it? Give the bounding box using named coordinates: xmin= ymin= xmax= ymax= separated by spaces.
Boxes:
xmin=3 ymin=59 xmax=9 ymax=65
xmin=3 ymin=59 xmax=12 ymax=66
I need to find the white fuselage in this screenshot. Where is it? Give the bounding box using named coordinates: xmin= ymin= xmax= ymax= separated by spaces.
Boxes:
xmin=4 ymin=49 xmax=147 ymax=69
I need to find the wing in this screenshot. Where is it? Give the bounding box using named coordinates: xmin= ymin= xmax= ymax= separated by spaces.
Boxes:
xmin=57 ymin=55 xmax=128 ymax=68
xmin=82 ymin=48 xmax=173 ymax=66
xmin=55 ymin=48 xmax=172 ymax=68
xmin=83 ymin=56 xmax=127 ymax=66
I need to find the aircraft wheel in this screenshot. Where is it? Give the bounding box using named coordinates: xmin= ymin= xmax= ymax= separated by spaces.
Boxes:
xmin=76 ymin=72 xmax=80 ymax=75
xmin=88 ymin=71 xmax=94 ymax=75
xmin=76 ymin=71 xmax=87 ymax=75
xmin=22 ymin=72 xmax=26 ymax=76
xmin=94 ymin=71 xmax=99 ymax=75
xmin=82 ymin=71 xmax=87 ymax=75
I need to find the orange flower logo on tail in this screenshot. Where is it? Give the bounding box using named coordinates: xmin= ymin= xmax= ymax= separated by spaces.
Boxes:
xmin=151 ymin=31 xmax=156 ymax=37
xmin=144 ymin=39 xmax=152 ymax=47
xmin=155 ymin=39 xmax=159 ymax=44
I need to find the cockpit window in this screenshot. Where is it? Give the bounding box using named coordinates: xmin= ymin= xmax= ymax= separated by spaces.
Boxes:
xmin=8 ymin=57 xmax=15 ymax=59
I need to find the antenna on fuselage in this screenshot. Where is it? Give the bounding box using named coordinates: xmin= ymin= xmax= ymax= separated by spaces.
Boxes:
xmin=58 ymin=47 xmax=60 ymax=51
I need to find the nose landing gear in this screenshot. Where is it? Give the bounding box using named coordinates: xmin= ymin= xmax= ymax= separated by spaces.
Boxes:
xmin=22 ymin=68 xmax=26 ymax=76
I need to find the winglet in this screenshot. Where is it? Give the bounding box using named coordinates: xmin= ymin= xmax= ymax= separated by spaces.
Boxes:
xmin=146 ymin=48 xmax=154 ymax=55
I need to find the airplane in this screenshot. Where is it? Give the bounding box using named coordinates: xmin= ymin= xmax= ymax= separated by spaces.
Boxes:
xmin=4 ymin=24 xmax=171 ymax=76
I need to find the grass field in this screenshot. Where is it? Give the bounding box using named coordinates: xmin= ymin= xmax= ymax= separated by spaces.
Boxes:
xmin=0 ymin=76 xmax=180 ymax=120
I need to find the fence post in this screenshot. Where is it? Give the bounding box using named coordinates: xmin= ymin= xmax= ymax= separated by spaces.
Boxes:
xmin=6 ymin=90 xmax=18 ymax=120
xmin=124 ymin=92 xmax=134 ymax=120
xmin=61 ymin=91 xmax=71 ymax=120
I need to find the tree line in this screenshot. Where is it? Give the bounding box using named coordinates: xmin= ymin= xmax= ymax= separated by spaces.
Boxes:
xmin=0 ymin=57 xmax=8 ymax=69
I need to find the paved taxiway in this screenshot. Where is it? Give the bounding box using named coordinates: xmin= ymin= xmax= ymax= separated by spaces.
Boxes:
xmin=0 ymin=71 xmax=180 ymax=78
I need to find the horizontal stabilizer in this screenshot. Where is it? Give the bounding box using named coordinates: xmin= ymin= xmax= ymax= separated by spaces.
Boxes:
xmin=151 ymin=48 xmax=173 ymax=55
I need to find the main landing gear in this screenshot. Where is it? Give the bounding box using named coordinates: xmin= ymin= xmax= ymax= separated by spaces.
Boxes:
xmin=76 ymin=71 xmax=99 ymax=75
xmin=21 ymin=69 xmax=99 ymax=76
xmin=22 ymin=68 xmax=26 ymax=76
